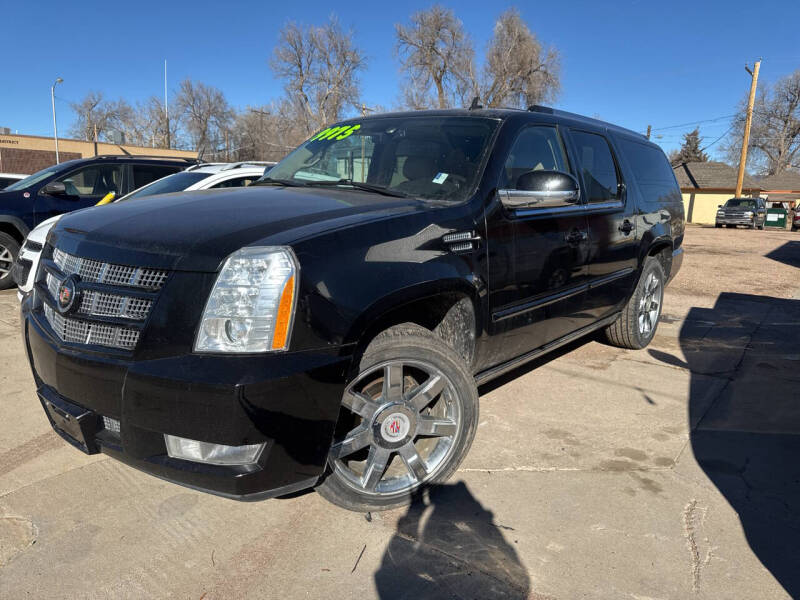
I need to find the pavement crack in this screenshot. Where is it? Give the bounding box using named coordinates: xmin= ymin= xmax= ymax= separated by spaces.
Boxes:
xmin=682 ymin=499 xmax=709 ymax=593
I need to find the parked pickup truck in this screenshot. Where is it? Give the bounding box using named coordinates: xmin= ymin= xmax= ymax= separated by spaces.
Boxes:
xmin=21 ymin=107 xmax=684 ymax=512
xmin=715 ymin=197 xmax=766 ymax=229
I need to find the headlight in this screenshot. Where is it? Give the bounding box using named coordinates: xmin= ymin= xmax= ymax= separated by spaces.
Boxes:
xmin=194 ymin=246 xmax=298 ymax=353
xmin=717 ymin=211 xmax=725 ymax=216
xmin=744 ymin=211 xmax=754 ymax=217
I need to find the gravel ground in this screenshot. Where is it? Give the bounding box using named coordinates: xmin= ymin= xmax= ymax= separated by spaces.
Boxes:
xmin=664 ymin=225 xmax=800 ymax=317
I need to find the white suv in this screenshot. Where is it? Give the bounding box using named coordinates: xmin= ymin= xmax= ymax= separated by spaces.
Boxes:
xmin=13 ymin=162 xmax=274 ymax=299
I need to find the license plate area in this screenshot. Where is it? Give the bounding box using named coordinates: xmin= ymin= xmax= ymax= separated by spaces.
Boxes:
xmin=39 ymin=389 xmax=101 ymax=454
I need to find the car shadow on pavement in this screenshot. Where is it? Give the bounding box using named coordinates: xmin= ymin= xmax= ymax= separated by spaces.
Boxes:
xmin=764 ymin=241 xmax=800 ymax=268
xmin=652 ymin=292 xmax=800 ymax=597
xmin=374 ymin=481 xmax=530 ymax=600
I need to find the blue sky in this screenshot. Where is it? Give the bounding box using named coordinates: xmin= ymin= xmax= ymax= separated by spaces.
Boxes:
xmin=3 ymin=0 xmax=799 ymax=158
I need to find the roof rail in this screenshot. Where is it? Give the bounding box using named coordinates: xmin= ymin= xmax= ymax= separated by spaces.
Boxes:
xmin=185 ymin=162 xmax=228 ymax=171
xmin=220 ymin=161 xmax=277 ymax=171
xmin=91 ymin=155 xmax=200 ymax=163
xmin=526 ymin=105 xmax=646 ymax=139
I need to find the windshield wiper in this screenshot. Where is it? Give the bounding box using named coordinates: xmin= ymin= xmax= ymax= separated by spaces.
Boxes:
xmin=251 ymin=177 xmax=308 ymax=188
xmin=303 ymin=179 xmax=411 ymax=198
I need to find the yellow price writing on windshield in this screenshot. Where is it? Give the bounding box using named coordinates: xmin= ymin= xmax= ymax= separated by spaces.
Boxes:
xmin=309 ymin=124 xmax=361 ymax=142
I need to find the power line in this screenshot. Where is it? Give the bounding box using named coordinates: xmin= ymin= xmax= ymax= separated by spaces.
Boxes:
xmin=651 ymin=114 xmax=738 ymax=132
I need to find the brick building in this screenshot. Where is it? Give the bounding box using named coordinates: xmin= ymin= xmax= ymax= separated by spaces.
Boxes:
xmin=0 ymin=131 xmax=196 ymax=174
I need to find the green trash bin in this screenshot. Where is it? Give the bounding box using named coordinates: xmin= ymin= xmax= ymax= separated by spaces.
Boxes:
xmin=765 ymin=207 xmax=788 ymax=229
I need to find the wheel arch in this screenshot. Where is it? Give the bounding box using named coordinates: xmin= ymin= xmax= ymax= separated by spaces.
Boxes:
xmin=0 ymin=216 xmax=29 ymax=245
xmin=638 ymin=222 xmax=674 ymax=279
xmin=343 ymin=278 xmax=481 ymax=372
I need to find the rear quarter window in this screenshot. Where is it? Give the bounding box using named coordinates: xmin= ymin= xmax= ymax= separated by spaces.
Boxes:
xmin=618 ymin=139 xmax=682 ymax=204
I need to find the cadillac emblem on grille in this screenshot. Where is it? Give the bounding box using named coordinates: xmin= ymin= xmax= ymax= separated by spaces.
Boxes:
xmin=57 ymin=275 xmax=80 ymax=314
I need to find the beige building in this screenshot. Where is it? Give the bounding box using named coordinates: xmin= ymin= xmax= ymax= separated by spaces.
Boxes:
xmin=0 ymin=131 xmax=197 ymax=175
xmin=673 ymin=161 xmax=761 ymax=224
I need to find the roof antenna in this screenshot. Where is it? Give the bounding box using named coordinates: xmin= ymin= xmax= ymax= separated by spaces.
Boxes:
xmin=469 ymin=96 xmax=483 ymax=110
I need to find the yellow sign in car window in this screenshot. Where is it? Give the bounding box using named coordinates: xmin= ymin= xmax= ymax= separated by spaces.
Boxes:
xmin=309 ymin=124 xmax=361 ymax=142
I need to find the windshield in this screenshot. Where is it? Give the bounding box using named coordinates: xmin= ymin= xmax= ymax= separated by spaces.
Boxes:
xmin=725 ymin=198 xmax=757 ymax=208
xmin=118 ymin=171 xmax=208 ymax=202
xmin=262 ymin=115 xmax=500 ymax=202
xmin=4 ymin=165 xmax=63 ymax=191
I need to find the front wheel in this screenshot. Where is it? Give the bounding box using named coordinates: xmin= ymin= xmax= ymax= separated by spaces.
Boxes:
xmin=603 ymin=257 xmax=665 ymax=350
xmin=316 ymin=323 xmax=479 ymax=512
xmin=0 ymin=232 xmax=21 ymax=291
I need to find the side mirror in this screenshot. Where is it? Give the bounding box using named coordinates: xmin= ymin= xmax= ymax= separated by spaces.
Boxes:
xmin=500 ymin=170 xmax=580 ymax=211
xmin=41 ymin=181 xmax=67 ymax=196
xmin=718 ymin=205 xmax=723 ymax=208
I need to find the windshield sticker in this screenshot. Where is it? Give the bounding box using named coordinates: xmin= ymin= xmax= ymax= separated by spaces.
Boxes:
xmin=432 ymin=173 xmax=449 ymax=185
xmin=310 ymin=124 xmax=361 ymax=142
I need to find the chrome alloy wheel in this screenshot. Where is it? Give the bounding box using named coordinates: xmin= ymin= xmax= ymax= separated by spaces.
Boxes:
xmin=330 ymin=359 xmax=462 ymax=496
xmin=0 ymin=244 xmax=12 ymax=278
xmin=638 ymin=272 xmax=662 ymax=335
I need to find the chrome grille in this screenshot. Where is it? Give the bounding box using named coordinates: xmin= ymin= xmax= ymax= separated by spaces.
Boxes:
xmin=46 ymin=272 xmax=153 ymax=320
xmin=53 ymin=248 xmax=168 ymax=290
xmin=41 ymin=246 xmax=167 ymax=351
xmin=44 ymin=304 xmax=140 ymax=350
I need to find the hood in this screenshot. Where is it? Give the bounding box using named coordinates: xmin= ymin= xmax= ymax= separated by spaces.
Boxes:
xmin=51 ymin=186 xmax=430 ymax=272
xmin=28 ymin=215 xmax=62 ymax=244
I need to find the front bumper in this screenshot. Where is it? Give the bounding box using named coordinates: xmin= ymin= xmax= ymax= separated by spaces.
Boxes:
xmin=23 ymin=301 xmax=353 ymax=501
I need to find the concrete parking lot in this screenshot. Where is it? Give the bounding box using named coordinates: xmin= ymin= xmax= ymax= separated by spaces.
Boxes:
xmin=1 ymin=226 xmax=798 ymax=599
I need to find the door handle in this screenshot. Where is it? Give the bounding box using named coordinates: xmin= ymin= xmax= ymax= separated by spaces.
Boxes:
xmin=619 ymin=219 xmax=634 ymax=234
xmin=565 ymin=229 xmax=587 ymax=245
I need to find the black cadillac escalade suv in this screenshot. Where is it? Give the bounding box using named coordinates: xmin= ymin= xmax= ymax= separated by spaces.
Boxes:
xmin=21 ymin=107 xmax=684 ymax=512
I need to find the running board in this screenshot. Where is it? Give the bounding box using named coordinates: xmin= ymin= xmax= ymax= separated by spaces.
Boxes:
xmin=474 ymin=312 xmax=621 ymax=386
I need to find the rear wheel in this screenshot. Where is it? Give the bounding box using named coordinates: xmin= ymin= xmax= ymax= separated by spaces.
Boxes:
xmin=316 ymin=324 xmax=479 ymax=512
xmin=603 ymin=257 xmax=665 ymax=350
xmin=0 ymin=232 xmax=21 ymax=291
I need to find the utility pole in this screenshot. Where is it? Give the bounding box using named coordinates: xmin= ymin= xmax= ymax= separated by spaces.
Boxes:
xmin=735 ymin=59 xmax=761 ymax=198
xmin=646 ymin=125 xmax=651 ymax=140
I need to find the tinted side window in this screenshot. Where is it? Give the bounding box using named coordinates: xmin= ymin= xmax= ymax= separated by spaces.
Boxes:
xmin=210 ymin=176 xmax=258 ymax=189
xmin=57 ymin=165 xmax=124 ymax=198
xmin=501 ymin=126 xmax=569 ymax=190
xmin=132 ymin=165 xmax=181 ymax=190
xmin=618 ymin=138 xmax=681 ymax=204
xmin=571 ymin=131 xmax=620 ymax=203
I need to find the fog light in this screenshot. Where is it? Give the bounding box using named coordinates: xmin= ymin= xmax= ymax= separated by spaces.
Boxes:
xmin=164 ymin=435 xmax=265 ymax=466
xmin=103 ymin=416 xmax=121 ymax=433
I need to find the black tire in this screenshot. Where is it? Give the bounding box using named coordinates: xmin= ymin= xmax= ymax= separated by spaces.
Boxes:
xmin=0 ymin=232 xmax=21 ymax=291
xmin=603 ymin=257 xmax=665 ymax=350
xmin=316 ymin=323 xmax=479 ymax=512
xmin=757 ymin=223 xmax=765 ymax=230
xmin=726 ymin=224 xmax=736 ymax=229
xmin=715 ymin=223 xmax=723 ymax=228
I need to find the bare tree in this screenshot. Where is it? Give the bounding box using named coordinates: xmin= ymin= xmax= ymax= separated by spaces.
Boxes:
xmin=230 ymin=105 xmax=298 ymax=162
xmin=724 ymin=69 xmax=800 ymax=175
xmin=395 ymin=5 xmax=475 ymax=109
xmin=70 ymin=92 xmax=131 ymax=141
xmin=174 ymin=79 xmax=234 ymax=158
xmin=271 ymin=17 xmax=366 ymax=137
xmin=480 ymin=8 xmax=560 ymax=108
